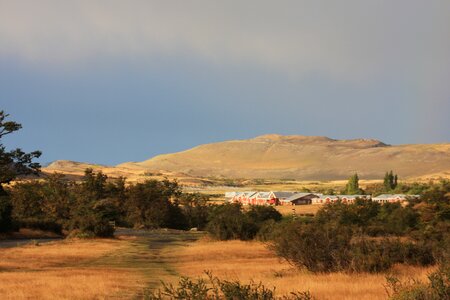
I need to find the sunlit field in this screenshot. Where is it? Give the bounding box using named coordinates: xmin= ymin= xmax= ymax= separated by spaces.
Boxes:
xmin=0 ymin=230 xmax=440 ymax=300
xmin=275 ymin=204 xmax=321 ymax=216
xmin=0 ymin=238 xmax=146 ymax=300
xmin=171 ymin=238 xmax=436 ymax=300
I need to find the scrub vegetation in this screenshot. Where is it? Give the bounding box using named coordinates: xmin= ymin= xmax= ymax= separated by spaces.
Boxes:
xmin=1 ymin=111 xmax=449 ymax=299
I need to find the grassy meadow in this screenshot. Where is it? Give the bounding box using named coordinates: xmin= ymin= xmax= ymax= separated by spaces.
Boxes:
xmin=0 ymin=230 xmax=202 ymax=299
xmin=170 ymin=237 xmax=436 ymax=300
xmin=0 ymin=237 xmax=145 ymax=299
xmin=0 ymin=230 xmax=437 ymax=300
xmin=275 ymin=204 xmax=321 ymax=216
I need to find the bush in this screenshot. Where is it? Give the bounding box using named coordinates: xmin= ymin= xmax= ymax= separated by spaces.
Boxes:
xmin=69 ymin=211 xmax=114 ymax=237
xmin=19 ymin=218 xmax=62 ymax=234
xmin=206 ymin=204 xmax=258 ymax=240
xmin=349 ymin=239 xmax=396 ymax=272
xmin=256 ymin=219 xmax=280 ymax=242
xmin=385 ymin=265 xmax=449 ymax=299
xmin=178 ymin=193 xmax=210 ymax=230
xmin=126 ymin=180 xmax=182 ymax=229
xmin=247 ymin=205 xmax=282 ymax=224
xmin=145 ymin=271 xmax=314 ymax=300
xmin=272 ymin=221 xmax=435 ymax=273
xmin=69 ymin=198 xmax=116 ymax=238
xmin=349 ymin=239 xmax=433 ymax=273
xmin=0 ymin=194 xmax=13 ymax=232
xmin=271 ymin=222 xmax=352 ymax=272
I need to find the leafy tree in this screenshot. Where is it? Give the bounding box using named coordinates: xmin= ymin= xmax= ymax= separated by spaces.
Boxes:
xmin=383 ymin=171 xmax=398 ymax=191
xmin=0 ymin=111 xmax=41 ymax=232
xmin=0 ymin=111 xmax=41 ymax=187
xmin=344 ymin=173 xmax=363 ymax=195
xmin=81 ymin=168 xmax=107 ymax=200
xmin=126 ymin=179 xmax=185 ymax=229
xmin=206 ymin=203 xmax=257 ymax=240
xmin=316 ymin=199 xmax=380 ymax=228
xmin=10 ymin=181 xmax=46 ymax=220
xmin=246 ymin=205 xmax=282 ymax=224
xmin=178 ymin=192 xmax=211 ymax=230
xmin=41 ymin=173 xmax=74 ymax=224
xmin=69 ymin=169 xmax=116 ymax=237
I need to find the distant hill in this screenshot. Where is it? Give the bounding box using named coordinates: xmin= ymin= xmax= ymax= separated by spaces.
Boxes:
xmin=46 ymin=134 xmax=450 ymax=181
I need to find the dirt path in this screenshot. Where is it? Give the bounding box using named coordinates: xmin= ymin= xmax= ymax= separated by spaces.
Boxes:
xmin=0 ymin=229 xmax=204 ymax=299
xmin=85 ymin=229 xmax=205 ymax=295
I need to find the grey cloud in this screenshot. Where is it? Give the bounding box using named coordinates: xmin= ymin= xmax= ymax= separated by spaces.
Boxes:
xmin=1 ymin=1 xmax=449 ymax=81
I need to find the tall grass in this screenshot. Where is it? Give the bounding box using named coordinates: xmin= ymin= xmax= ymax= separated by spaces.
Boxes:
xmin=171 ymin=238 xmax=436 ymax=300
xmin=0 ymin=238 xmax=145 ymax=299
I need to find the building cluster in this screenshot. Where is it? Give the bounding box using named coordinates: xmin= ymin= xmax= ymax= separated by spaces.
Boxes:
xmin=225 ymin=192 xmax=419 ymax=206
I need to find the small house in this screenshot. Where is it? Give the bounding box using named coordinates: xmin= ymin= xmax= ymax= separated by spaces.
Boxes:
xmin=280 ymin=193 xmax=321 ymax=205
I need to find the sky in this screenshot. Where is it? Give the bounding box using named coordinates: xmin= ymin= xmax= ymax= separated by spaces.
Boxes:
xmin=1 ymin=1 xmax=449 ymax=165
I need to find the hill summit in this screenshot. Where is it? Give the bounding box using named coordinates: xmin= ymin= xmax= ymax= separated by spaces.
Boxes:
xmin=108 ymin=134 xmax=450 ymax=180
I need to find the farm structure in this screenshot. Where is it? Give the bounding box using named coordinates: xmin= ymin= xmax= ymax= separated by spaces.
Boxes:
xmin=372 ymin=194 xmax=419 ymax=203
xmin=280 ymin=193 xmax=320 ymax=205
xmin=226 ymin=192 xmax=420 ymax=206
xmin=311 ymin=195 xmax=369 ymax=204
xmin=227 ymin=191 xmax=321 ymax=206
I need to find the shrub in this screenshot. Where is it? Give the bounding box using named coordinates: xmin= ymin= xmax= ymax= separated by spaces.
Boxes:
xmin=271 ymin=222 xmax=352 ymax=272
xmin=19 ymin=218 xmax=62 ymax=234
xmin=349 ymin=239 xmax=396 ymax=272
xmin=69 ymin=198 xmax=116 ymax=238
xmin=206 ymin=204 xmax=258 ymax=240
xmin=179 ymin=193 xmax=211 ymax=230
xmin=145 ymin=271 xmax=314 ymax=300
xmin=385 ymin=265 xmax=449 ymax=299
xmin=69 ymin=211 xmax=114 ymax=237
xmin=246 ymin=205 xmax=282 ymax=224
xmin=256 ymin=219 xmax=280 ymax=242
xmin=272 ymin=220 xmax=435 ymax=273
xmin=0 ymin=194 xmax=13 ymax=232
xmin=126 ymin=179 xmax=182 ymax=229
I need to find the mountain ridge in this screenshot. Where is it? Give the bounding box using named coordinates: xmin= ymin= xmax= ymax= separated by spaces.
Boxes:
xmin=45 ymin=134 xmax=450 ymax=181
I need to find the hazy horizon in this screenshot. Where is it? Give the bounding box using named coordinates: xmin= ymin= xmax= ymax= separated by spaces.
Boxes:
xmin=2 ymin=1 xmax=449 ymax=165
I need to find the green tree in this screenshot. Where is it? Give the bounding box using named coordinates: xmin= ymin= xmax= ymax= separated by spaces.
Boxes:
xmin=126 ymin=179 xmax=185 ymax=229
xmin=384 ymin=171 xmax=398 ymax=191
xmin=70 ymin=169 xmax=116 ymax=237
xmin=178 ymin=192 xmax=210 ymax=230
xmin=246 ymin=205 xmax=282 ymax=224
xmin=272 ymin=222 xmax=352 ymax=272
xmin=0 ymin=111 xmax=41 ymax=232
xmin=345 ymin=173 xmax=362 ymax=195
xmin=206 ymin=203 xmax=257 ymax=240
xmin=41 ymin=173 xmax=74 ymax=225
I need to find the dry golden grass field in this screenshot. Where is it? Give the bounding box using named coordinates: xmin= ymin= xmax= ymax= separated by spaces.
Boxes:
xmin=0 ymin=231 xmax=436 ymax=300
xmin=0 ymin=237 xmax=146 ymax=299
xmin=275 ymin=204 xmax=321 ymax=216
xmin=170 ymin=238 xmax=436 ymax=300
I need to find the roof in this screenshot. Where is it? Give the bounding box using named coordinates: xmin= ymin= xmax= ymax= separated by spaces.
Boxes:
xmin=373 ymin=194 xmax=419 ymax=199
xmin=338 ymin=195 xmax=368 ymax=199
xmin=283 ymin=193 xmax=320 ymax=202
xmin=313 ymin=195 xmax=339 ymax=200
xmin=272 ymin=191 xmax=296 ymax=199
xmin=256 ymin=192 xmax=272 ymax=199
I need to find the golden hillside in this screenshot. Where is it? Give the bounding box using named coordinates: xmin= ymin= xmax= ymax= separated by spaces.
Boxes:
xmin=46 ymin=134 xmax=450 ymax=181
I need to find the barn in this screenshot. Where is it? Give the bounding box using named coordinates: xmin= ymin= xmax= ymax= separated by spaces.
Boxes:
xmin=280 ymin=193 xmax=321 ymax=205
xmin=372 ymin=194 xmax=419 ymax=204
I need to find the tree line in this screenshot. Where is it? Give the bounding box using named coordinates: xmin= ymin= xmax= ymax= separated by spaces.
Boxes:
xmin=2 ymin=169 xmax=216 ymax=237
